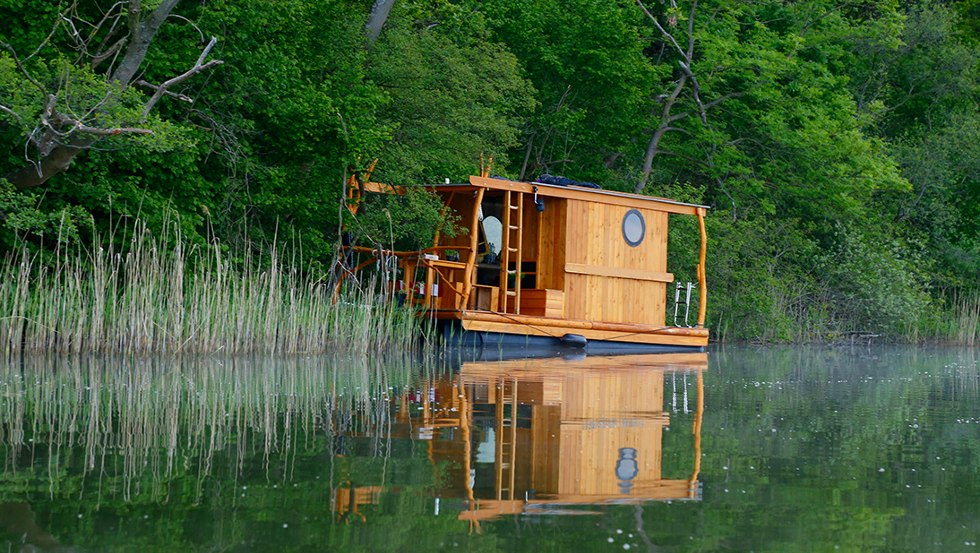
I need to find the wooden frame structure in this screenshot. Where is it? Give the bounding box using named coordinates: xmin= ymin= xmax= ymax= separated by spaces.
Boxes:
xmin=345 ymin=175 xmax=710 ymax=351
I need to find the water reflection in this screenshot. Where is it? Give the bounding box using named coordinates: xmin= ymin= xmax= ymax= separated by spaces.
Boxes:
xmin=0 ymin=353 xmax=706 ymax=537
xmin=402 ymin=353 xmax=707 ymax=523
xmin=0 ymin=355 xmax=413 ymax=504
xmin=6 ymin=348 xmax=972 ymax=551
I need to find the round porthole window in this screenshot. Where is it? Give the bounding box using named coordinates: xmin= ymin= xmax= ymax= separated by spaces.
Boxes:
xmin=622 ymin=209 xmax=645 ymax=247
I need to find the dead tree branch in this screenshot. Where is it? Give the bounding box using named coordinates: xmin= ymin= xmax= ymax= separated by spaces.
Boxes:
xmin=140 ymin=36 xmax=222 ymax=120
xmin=135 ymin=80 xmax=194 ymax=103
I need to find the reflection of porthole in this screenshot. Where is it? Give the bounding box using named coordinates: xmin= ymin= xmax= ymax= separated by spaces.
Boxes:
xmin=622 ymin=209 xmax=645 ymax=247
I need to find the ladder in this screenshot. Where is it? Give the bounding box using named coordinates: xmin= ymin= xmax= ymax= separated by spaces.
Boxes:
xmin=495 ymin=378 xmax=518 ymax=500
xmin=499 ymin=190 xmax=524 ymax=314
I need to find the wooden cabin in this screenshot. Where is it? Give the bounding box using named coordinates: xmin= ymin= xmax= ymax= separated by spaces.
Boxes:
xmin=347 ymin=175 xmax=709 ymax=351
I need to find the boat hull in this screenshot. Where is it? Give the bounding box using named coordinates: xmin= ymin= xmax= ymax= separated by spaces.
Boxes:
xmin=439 ymin=316 xmax=707 ymax=356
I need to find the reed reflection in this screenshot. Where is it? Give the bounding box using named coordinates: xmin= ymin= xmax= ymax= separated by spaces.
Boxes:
xmin=0 ymin=355 xmax=413 ymax=504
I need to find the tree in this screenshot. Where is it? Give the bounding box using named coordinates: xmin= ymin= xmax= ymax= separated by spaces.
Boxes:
xmin=0 ymin=0 xmax=221 ymax=190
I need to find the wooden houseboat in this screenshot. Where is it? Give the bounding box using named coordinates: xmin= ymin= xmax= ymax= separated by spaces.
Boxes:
xmin=344 ymin=173 xmax=709 ymax=352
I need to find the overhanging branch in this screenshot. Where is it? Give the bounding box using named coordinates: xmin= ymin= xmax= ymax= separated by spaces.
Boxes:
xmin=140 ymin=36 xmax=222 ymax=120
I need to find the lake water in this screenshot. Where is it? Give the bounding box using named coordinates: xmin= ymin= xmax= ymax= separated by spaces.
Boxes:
xmin=0 ymin=346 xmax=977 ymax=552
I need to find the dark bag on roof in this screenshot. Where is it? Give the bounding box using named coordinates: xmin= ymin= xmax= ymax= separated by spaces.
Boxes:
xmin=538 ymin=173 xmax=601 ymax=189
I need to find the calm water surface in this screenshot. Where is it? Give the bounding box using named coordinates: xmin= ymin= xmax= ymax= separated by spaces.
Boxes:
xmin=0 ymin=346 xmax=977 ymax=552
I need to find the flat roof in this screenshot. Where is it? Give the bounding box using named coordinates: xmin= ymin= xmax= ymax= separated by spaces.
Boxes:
xmin=428 ymin=176 xmax=709 ymax=216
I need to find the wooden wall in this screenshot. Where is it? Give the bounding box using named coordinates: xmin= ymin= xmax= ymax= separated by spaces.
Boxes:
xmin=562 ymin=200 xmax=670 ymax=325
xmin=534 ymin=197 xmax=567 ymax=290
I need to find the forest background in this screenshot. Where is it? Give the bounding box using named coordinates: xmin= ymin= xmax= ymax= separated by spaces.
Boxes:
xmin=0 ymin=0 xmax=976 ymax=343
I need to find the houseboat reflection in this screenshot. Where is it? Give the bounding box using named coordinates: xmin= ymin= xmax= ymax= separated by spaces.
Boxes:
xmin=393 ymin=353 xmax=707 ymax=522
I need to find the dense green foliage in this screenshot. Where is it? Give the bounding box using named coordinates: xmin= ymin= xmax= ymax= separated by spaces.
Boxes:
xmin=0 ymin=0 xmax=976 ymax=341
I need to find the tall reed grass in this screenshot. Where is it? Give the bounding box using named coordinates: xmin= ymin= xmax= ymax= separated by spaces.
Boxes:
xmin=0 ymin=223 xmax=420 ymax=356
xmin=909 ymin=289 xmax=980 ymax=346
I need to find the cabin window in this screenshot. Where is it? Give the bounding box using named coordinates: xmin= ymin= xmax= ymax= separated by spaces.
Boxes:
xmin=482 ymin=215 xmax=502 ymax=255
xmin=622 ymin=209 xmax=646 ymax=247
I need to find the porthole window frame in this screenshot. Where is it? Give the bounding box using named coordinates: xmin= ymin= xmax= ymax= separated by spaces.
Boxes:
xmin=622 ymin=209 xmax=646 ymax=248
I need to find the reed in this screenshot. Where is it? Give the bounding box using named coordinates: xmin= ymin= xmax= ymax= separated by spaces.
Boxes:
xmin=903 ymin=289 xmax=979 ymax=346
xmin=0 ymin=222 xmax=421 ymax=357
xmin=936 ymin=290 xmax=979 ymax=346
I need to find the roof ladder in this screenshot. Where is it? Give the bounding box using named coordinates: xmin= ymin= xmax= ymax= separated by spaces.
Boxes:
xmin=499 ymin=190 xmax=524 ymax=314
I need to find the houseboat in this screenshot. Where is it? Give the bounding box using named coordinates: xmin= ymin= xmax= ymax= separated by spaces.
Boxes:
xmin=344 ymin=172 xmax=709 ymax=352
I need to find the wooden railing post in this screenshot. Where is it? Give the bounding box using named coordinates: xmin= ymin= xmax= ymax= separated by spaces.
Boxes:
xmin=461 ymin=188 xmax=485 ymax=310
xmin=696 ymin=208 xmax=708 ymax=328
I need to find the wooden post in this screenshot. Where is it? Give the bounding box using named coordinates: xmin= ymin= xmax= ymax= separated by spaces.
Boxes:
xmin=696 ymin=208 xmax=708 ymax=328
xmin=461 ymin=188 xmax=486 ymax=310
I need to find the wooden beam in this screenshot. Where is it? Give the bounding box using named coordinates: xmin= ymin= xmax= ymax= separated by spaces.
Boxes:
xmin=696 ymin=207 xmax=708 ymax=328
xmin=362 ymin=181 xmax=405 ymax=194
xmin=461 ymin=187 xmax=486 ymax=309
xmin=564 ymin=263 xmax=674 ymax=283
xmin=467 ymin=176 xmax=705 ymax=215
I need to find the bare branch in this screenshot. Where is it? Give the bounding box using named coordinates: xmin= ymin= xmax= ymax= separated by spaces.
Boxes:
xmin=167 ymin=13 xmax=206 ymax=42
xmin=636 ymin=0 xmax=688 ymax=61
xmin=72 ymin=124 xmax=153 ymax=136
xmin=88 ymin=2 xmax=127 ymax=63
xmin=678 ymin=60 xmax=707 ymax=123
xmin=90 ymin=36 xmax=127 ymax=70
xmin=0 ymin=103 xmax=25 ymax=127
xmin=135 ymin=79 xmax=193 ymax=103
xmin=0 ymin=41 xmax=48 ymax=97
xmin=192 ymin=35 xmax=217 ymax=67
xmin=25 ymin=2 xmax=72 ymax=62
xmin=61 ymin=14 xmax=88 ymax=53
xmin=140 ymin=36 xmax=222 ymax=120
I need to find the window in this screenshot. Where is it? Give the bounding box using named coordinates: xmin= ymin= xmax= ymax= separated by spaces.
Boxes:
xmin=622 ymin=209 xmax=645 ymax=247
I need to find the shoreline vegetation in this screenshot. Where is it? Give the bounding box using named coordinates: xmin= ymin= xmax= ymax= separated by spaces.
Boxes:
xmin=1 ymin=223 xmax=422 ymax=358
xmin=1 ymin=218 xmax=975 ymax=358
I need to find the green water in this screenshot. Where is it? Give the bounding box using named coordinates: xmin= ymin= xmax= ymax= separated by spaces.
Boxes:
xmin=0 ymin=346 xmax=977 ymax=552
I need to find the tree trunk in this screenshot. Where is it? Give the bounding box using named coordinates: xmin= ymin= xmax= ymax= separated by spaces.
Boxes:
xmin=366 ymin=0 xmax=396 ymax=43
xmin=7 ymin=137 xmax=97 ymax=190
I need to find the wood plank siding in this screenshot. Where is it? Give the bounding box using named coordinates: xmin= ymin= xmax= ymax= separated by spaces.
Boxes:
xmin=563 ymin=199 xmax=670 ymax=326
